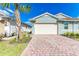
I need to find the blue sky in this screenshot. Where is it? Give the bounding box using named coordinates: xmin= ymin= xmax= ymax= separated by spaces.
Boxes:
xmin=1 ymin=3 xmax=79 ymax=23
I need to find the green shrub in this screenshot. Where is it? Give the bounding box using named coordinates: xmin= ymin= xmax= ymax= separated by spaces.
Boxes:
xmin=0 ymin=34 xmax=5 ymax=41
xmin=75 ymin=33 xmax=79 ymax=39
xmin=69 ymin=32 xmax=74 ymax=38
xmin=62 ymin=32 xmax=79 ymax=39
xmin=9 ymin=32 xmax=31 ymax=43
xmin=19 ymin=32 xmax=31 ymax=43
xmin=9 ymin=37 xmax=17 ymax=44
xmin=63 ymin=32 xmax=71 ymax=37
xmin=12 ymin=32 xmax=16 ymax=36
xmin=62 ymin=32 xmax=79 ymax=41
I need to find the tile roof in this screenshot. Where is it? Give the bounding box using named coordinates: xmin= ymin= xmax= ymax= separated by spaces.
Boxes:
xmin=58 ymin=18 xmax=79 ymax=21
xmin=56 ymin=13 xmax=72 ymax=18
xmin=30 ymin=12 xmax=79 ymax=23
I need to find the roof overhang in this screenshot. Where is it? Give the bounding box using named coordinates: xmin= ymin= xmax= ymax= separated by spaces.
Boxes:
xmin=30 ymin=12 xmax=58 ymax=23
xmin=58 ymin=18 xmax=79 ymax=22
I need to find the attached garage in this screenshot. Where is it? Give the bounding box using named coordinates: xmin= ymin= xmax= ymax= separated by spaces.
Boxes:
xmin=34 ymin=24 xmax=57 ymax=34
xmin=31 ymin=12 xmax=58 ymax=34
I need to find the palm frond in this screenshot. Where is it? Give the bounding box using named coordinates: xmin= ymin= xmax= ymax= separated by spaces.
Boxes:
xmin=0 ymin=3 xmax=10 ymax=8
xmin=19 ymin=4 xmax=31 ymax=13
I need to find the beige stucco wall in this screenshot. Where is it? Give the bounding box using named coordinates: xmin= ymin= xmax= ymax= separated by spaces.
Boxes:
xmin=58 ymin=22 xmax=79 ymax=34
xmin=58 ymin=22 xmax=73 ymax=34
xmin=0 ymin=22 xmax=5 ymax=34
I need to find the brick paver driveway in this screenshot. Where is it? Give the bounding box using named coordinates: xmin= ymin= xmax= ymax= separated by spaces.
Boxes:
xmin=21 ymin=35 xmax=79 ymax=56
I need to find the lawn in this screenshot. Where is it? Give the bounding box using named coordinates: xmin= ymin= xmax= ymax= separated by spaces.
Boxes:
xmin=0 ymin=41 xmax=27 ymax=56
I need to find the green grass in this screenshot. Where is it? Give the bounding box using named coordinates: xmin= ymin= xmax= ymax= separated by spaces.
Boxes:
xmin=0 ymin=41 xmax=27 ymax=56
xmin=74 ymin=38 xmax=79 ymax=41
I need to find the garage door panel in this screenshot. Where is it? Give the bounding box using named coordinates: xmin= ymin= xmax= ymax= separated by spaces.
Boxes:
xmin=34 ymin=24 xmax=57 ymax=34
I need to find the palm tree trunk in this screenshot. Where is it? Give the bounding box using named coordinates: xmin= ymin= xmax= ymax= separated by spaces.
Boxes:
xmin=14 ymin=4 xmax=22 ymax=41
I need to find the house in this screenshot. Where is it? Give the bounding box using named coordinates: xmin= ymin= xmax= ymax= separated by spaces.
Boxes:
xmin=30 ymin=12 xmax=79 ymax=35
xmin=21 ymin=22 xmax=32 ymax=33
xmin=0 ymin=11 xmax=31 ymax=37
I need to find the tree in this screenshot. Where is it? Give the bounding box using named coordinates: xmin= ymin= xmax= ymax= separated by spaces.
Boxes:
xmin=0 ymin=3 xmax=31 ymax=41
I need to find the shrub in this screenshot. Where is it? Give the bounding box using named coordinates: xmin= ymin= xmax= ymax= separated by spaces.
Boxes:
xmin=0 ymin=34 xmax=5 ymax=41
xmin=75 ymin=33 xmax=79 ymax=39
xmin=62 ymin=32 xmax=72 ymax=37
xmin=69 ymin=32 xmax=74 ymax=38
xmin=9 ymin=37 xmax=17 ymax=44
xmin=9 ymin=32 xmax=31 ymax=43
xmin=19 ymin=32 xmax=31 ymax=43
xmin=62 ymin=32 xmax=79 ymax=39
xmin=11 ymin=32 xmax=17 ymax=36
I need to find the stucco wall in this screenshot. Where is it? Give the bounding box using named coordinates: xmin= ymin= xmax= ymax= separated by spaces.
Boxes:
xmin=58 ymin=21 xmax=79 ymax=34
xmin=0 ymin=22 xmax=5 ymax=34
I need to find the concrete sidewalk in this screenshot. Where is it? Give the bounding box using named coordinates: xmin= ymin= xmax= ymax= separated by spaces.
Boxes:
xmin=2 ymin=36 xmax=16 ymax=40
xmin=21 ymin=35 xmax=79 ymax=56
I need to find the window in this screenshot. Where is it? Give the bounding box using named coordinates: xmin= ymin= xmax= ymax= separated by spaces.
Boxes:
xmin=64 ymin=22 xmax=68 ymax=29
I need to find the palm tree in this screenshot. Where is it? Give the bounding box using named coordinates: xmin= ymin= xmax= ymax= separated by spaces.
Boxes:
xmin=0 ymin=3 xmax=31 ymax=41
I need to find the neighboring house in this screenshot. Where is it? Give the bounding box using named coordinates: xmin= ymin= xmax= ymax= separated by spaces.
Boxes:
xmin=0 ymin=11 xmax=31 ymax=37
xmin=21 ymin=23 xmax=32 ymax=33
xmin=30 ymin=12 xmax=79 ymax=35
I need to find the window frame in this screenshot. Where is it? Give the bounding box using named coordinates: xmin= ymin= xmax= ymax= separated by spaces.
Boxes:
xmin=64 ymin=21 xmax=68 ymax=29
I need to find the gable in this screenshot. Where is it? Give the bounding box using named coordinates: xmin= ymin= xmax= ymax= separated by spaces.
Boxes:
xmin=56 ymin=13 xmax=72 ymax=18
xmin=56 ymin=14 xmax=66 ymax=18
xmin=31 ymin=12 xmax=58 ymax=24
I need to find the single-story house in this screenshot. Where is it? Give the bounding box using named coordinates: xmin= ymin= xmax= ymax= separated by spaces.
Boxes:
xmin=21 ymin=22 xmax=32 ymax=33
xmin=30 ymin=12 xmax=79 ymax=35
xmin=0 ymin=11 xmax=32 ymax=36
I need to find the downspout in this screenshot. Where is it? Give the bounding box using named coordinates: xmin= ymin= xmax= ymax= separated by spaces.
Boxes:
xmin=72 ymin=21 xmax=75 ymax=39
xmin=57 ymin=18 xmax=60 ymax=35
xmin=57 ymin=20 xmax=59 ymax=35
xmin=73 ymin=21 xmax=74 ymax=33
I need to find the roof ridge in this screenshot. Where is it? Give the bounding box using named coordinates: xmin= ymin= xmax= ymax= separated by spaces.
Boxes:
xmin=30 ymin=12 xmax=57 ymax=21
xmin=55 ymin=12 xmax=72 ymax=18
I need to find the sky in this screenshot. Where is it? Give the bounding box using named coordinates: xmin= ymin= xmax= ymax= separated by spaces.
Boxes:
xmin=1 ymin=3 xmax=79 ymax=24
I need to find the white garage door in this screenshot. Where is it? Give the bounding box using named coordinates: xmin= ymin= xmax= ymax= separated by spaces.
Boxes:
xmin=33 ymin=24 xmax=57 ymax=34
